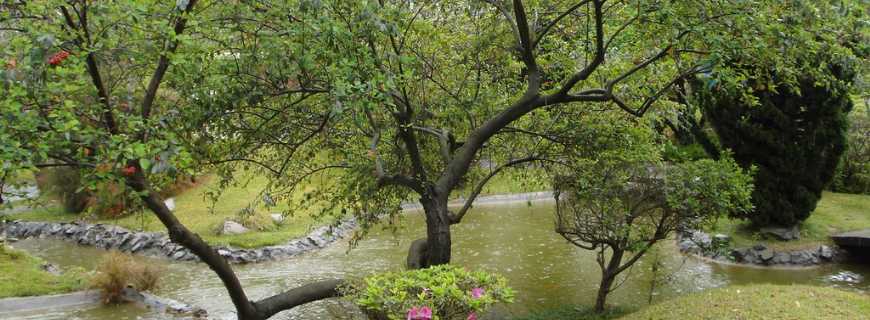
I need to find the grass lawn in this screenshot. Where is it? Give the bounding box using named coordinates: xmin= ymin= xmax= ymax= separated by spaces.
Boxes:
xmin=512 ymin=305 xmax=631 ymax=320
xmin=0 ymin=244 xmax=88 ymax=298
xmin=619 ymin=284 xmax=870 ymax=320
xmin=11 ymin=173 xmax=323 ymax=249
xmin=708 ymin=192 xmax=870 ymax=250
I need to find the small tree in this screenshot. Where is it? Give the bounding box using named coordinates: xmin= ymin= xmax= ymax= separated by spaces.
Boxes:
xmin=554 ymin=158 xmax=752 ymax=312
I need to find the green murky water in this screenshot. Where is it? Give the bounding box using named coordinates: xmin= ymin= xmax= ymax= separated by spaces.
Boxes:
xmin=4 ymin=202 xmax=869 ymax=319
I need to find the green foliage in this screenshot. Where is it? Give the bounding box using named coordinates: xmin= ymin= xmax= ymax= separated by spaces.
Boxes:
xmin=345 ymin=265 xmax=514 ymax=320
xmin=692 ymin=0 xmax=865 ymax=227
xmin=661 ymin=143 xmax=709 ymax=163
xmin=830 ymin=111 xmax=870 ymax=194
xmin=697 ymin=55 xmax=856 ymax=226
xmin=35 ymin=167 xmax=90 ymax=214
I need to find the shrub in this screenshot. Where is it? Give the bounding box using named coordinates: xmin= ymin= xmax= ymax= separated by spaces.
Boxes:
xmin=830 ymin=112 xmax=870 ymax=194
xmin=35 ymin=167 xmax=91 ymax=214
xmin=90 ymin=251 xmax=162 ymax=304
xmin=696 ymin=53 xmax=855 ymax=227
xmin=344 ymin=265 xmax=514 ymax=320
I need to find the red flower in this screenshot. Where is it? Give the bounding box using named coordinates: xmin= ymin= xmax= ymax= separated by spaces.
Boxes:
xmin=48 ymin=51 xmax=70 ymax=66
xmin=121 ymin=166 xmax=137 ymax=176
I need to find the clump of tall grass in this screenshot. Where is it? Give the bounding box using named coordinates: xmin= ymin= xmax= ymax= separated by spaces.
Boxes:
xmin=90 ymin=251 xmax=162 ymax=304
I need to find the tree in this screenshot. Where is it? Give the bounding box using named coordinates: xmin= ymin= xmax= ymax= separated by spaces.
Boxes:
xmin=552 ymin=116 xmax=753 ymax=311
xmin=1 ymin=1 xmax=343 ymax=319
xmin=696 ymin=59 xmax=855 ymax=227
xmin=193 ymin=0 xmax=766 ymax=269
xmin=661 ymin=0 xmax=866 ymax=227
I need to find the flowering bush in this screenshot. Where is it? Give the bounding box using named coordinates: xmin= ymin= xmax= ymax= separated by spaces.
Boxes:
xmin=345 ymin=265 xmax=514 ymax=320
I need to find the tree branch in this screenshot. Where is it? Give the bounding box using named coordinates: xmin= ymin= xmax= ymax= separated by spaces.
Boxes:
xmin=141 ymin=0 xmax=199 ymax=122
xmin=449 ymin=156 xmax=548 ymax=224
xmin=253 ymin=279 xmax=345 ymax=319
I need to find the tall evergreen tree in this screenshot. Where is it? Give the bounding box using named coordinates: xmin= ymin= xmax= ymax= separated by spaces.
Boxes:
xmin=696 ymin=57 xmax=855 ymax=226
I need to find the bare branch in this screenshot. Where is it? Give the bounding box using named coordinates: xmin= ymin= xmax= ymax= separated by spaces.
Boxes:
xmin=450 ymin=156 xmax=551 ymax=224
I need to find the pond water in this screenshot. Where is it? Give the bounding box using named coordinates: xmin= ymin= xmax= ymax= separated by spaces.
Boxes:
xmin=4 ymin=201 xmax=869 ymax=319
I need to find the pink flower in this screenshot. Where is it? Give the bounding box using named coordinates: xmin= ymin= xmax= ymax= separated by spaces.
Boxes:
xmin=407 ymin=306 xmax=432 ymax=320
xmin=420 ymin=306 xmax=432 ymax=319
xmin=407 ymin=307 xmax=420 ymax=320
xmin=467 ymin=312 xmax=478 ymax=320
xmin=471 ymin=287 xmax=485 ymax=299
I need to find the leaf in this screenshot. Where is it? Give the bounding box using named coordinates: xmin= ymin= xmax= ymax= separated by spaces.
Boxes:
xmin=140 ymin=158 xmax=152 ymax=171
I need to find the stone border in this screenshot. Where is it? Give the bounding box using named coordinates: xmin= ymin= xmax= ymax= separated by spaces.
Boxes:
xmin=400 ymin=191 xmax=554 ymax=210
xmin=0 ymin=218 xmax=356 ymax=264
xmin=0 ymin=288 xmax=205 ymax=318
xmin=676 ymin=229 xmax=849 ymax=267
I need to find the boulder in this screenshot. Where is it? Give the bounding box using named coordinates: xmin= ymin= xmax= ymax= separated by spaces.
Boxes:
xmin=679 ymin=239 xmax=701 ymax=254
xmin=270 ymin=213 xmax=285 ymax=224
xmin=731 ymin=248 xmax=751 ymax=262
xmin=690 ymin=231 xmax=712 ymax=249
xmin=819 ymin=245 xmax=834 ymax=260
xmin=758 ymin=248 xmax=775 ymax=262
xmin=219 ymin=220 xmax=249 ymax=235
xmin=771 ymin=252 xmax=791 ymax=265
xmin=760 ymin=225 xmax=800 ymax=241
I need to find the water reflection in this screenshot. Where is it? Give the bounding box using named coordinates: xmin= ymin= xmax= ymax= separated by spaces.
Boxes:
xmin=5 ymin=202 xmax=869 ymax=319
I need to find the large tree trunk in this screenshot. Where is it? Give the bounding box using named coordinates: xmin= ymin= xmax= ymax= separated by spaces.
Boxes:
xmin=419 ymin=195 xmax=452 ymax=267
xmin=594 ymin=249 xmax=625 ymax=313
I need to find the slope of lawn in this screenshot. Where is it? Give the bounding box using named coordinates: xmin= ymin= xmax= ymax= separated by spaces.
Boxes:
xmin=619 ymin=284 xmax=870 ymax=320
xmin=709 ymin=192 xmax=870 ymax=250
xmin=0 ymin=244 xmax=88 ymax=298
xmin=10 ymin=173 xmax=325 ymax=249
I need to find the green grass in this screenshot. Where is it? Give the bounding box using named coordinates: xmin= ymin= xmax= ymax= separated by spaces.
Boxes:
xmin=0 ymin=244 xmax=88 ymax=298
xmin=619 ymin=284 xmax=870 ymax=320
xmin=513 ymin=305 xmax=632 ymax=320
xmin=13 ymin=173 xmax=324 ymax=249
xmin=709 ymin=192 xmax=870 ymax=250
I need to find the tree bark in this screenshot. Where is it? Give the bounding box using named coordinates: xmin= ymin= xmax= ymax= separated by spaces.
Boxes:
xmin=595 ymin=249 xmax=625 ymax=313
xmin=406 ymin=238 xmax=428 ymax=269
xmin=420 ymin=194 xmax=452 ymax=267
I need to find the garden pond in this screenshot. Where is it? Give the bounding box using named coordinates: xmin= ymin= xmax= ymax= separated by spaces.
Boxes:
xmin=4 ymin=201 xmax=869 ymax=319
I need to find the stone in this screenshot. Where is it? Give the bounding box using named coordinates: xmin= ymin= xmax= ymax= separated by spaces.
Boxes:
xmin=752 ymin=244 xmax=767 ymax=251
xmin=771 ymin=252 xmax=791 ymax=265
xmin=730 ymin=248 xmax=750 ymax=262
xmin=760 ymin=225 xmax=801 ymax=241
xmin=819 ymin=245 xmax=834 ymax=260
xmin=831 ymin=229 xmax=870 ymax=250
xmin=759 ymin=248 xmax=775 ymax=262
xmin=678 ymin=239 xmax=700 ymax=254
xmin=270 ymin=213 xmax=285 ymax=224
xmin=690 ymin=231 xmax=712 ymax=249
xmin=220 ymin=220 xmax=249 ymax=235
xmin=40 ymin=263 xmax=61 ymax=276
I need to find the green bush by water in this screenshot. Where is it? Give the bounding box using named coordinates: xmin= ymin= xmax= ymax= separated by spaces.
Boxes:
xmin=344 ymin=265 xmax=514 ymax=320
